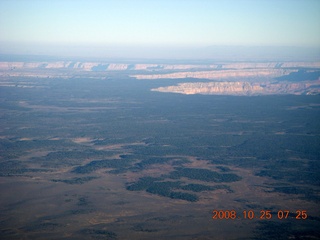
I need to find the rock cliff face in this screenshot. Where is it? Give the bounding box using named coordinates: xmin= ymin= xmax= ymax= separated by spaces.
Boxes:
xmin=1 ymin=61 xmax=319 ymax=72
xmin=133 ymin=69 xmax=295 ymax=80
xmin=45 ymin=61 xmax=71 ymax=68
xmin=153 ymin=82 xmax=263 ymax=95
xmin=281 ymin=62 xmax=320 ymax=68
xmin=151 ymin=80 xmax=320 ymax=96
xmin=107 ymin=64 xmax=128 ymax=70
xmin=80 ymin=62 xmax=100 ymax=70
xmin=1 ymin=60 xmax=319 ymax=95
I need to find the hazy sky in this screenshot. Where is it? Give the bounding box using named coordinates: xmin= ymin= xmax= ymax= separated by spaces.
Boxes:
xmin=0 ymin=0 xmax=319 ymax=59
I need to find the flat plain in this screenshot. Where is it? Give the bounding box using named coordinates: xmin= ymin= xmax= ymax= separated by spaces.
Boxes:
xmin=0 ymin=60 xmax=320 ymax=239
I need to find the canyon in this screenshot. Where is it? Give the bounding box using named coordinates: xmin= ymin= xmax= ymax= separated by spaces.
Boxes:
xmin=0 ymin=60 xmax=319 ymax=96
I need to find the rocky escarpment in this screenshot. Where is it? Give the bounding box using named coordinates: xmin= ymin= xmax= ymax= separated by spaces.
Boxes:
xmin=1 ymin=60 xmax=319 ymax=95
xmin=153 ymin=82 xmax=263 ymax=95
xmin=132 ymin=69 xmax=296 ymax=80
xmin=1 ymin=61 xmax=320 ymax=72
xmin=152 ymin=80 xmax=320 ymax=96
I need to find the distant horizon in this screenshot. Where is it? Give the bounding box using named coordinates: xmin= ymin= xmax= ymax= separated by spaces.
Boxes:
xmin=1 ymin=0 xmax=319 ymax=60
xmin=1 ymin=43 xmax=320 ymax=62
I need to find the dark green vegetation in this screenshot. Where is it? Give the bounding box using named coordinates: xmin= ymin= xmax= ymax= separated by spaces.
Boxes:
xmin=253 ymin=221 xmax=320 ymax=240
xmin=39 ymin=149 xmax=115 ymax=167
xmin=1 ymin=75 xmax=319 ymax=239
xmin=126 ymin=176 xmax=232 ymax=202
xmin=168 ymin=167 xmax=241 ymax=182
xmin=79 ymin=229 xmax=117 ymax=240
xmin=51 ymin=176 xmax=98 ymax=184
xmin=0 ymin=160 xmax=47 ymax=176
xmin=71 ymin=157 xmax=240 ymax=201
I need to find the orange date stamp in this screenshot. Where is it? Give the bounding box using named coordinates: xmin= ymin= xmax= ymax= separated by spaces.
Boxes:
xmin=212 ymin=210 xmax=307 ymax=220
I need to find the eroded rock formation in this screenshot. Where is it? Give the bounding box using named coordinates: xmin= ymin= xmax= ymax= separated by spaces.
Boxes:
xmin=133 ymin=69 xmax=295 ymax=80
xmin=152 ymin=80 xmax=320 ymax=96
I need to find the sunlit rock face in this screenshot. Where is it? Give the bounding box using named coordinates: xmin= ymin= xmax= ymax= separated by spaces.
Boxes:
xmin=0 ymin=60 xmax=319 ymax=95
xmin=152 ymin=80 xmax=320 ymax=96
xmin=107 ymin=64 xmax=128 ymax=70
xmin=133 ymin=69 xmax=294 ymax=80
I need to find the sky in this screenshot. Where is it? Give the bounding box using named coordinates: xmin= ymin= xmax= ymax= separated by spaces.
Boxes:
xmin=0 ymin=0 xmax=319 ymax=59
